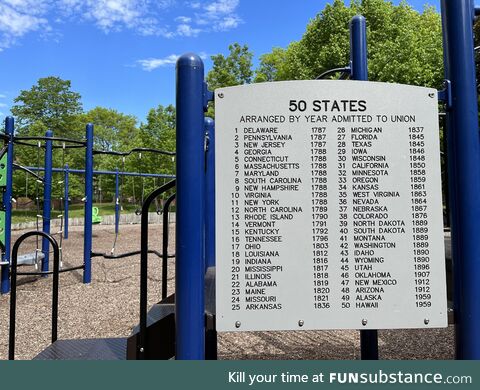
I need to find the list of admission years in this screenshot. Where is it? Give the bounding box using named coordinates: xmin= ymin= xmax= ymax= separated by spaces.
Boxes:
xmin=215 ymin=81 xmax=447 ymax=332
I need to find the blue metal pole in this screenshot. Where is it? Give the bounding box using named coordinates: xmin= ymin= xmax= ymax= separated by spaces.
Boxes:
xmin=441 ymin=0 xmax=480 ymax=359
xmin=175 ymin=53 xmax=206 ymax=359
xmin=64 ymin=164 xmax=69 ymax=239
xmin=83 ymin=124 xmax=94 ymax=284
xmin=41 ymin=130 xmax=53 ymax=273
xmin=205 ymin=117 xmax=215 ymax=271
xmin=350 ymin=15 xmax=368 ymax=80
xmin=440 ymin=6 xmax=458 ymax=318
xmin=1 ymin=117 xmax=14 ymax=294
xmin=115 ymin=167 xmax=120 ymax=236
xmin=350 ymin=14 xmax=379 ymax=361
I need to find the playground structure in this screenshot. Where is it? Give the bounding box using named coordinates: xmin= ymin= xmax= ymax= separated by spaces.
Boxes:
xmin=0 ymin=0 xmax=480 ymax=360
xmin=1 ymin=124 xmax=175 ymax=294
xmin=20 ymin=166 xmax=175 ymax=239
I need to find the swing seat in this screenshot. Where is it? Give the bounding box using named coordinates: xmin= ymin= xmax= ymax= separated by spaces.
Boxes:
xmin=92 ymin=207 xmax=103 ymax=224
xmin=16 ymin=252 xmax=45 ymax=266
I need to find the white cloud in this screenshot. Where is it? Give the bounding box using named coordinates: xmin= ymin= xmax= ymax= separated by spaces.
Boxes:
xmin=0 ymin=0 xmax=50 ymax=50
xmin=136 ymin=51 xmax=207 ymax=71
xmin=176 ymin=23 xmax=201 ymax=37
xmin=0 ymin=0 xmax=242 ymax=51
xmin=136 ymin=54 xmax=179 ymax=71
xmin=57 ymin=0 xmax=164 ymax=35
xmin=156 ymin=0 xmax=176 ymax=9
xmin=175 ymin=16 xmax=191 ymax=23
xmin=0 ymin=94 xmax=7 ymax=98
xmin=215 ymin=14 xmax=241 ymax=30
xmin=204 ymin=0 xmax=239 ymax=16
xmin=0 ymin=102 xmax=7 ymax=107
xmin=192 ymin=0 xmax=242 ymax=32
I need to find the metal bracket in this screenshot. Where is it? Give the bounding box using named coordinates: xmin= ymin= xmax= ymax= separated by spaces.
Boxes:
xmin=203 ymin=82 xmax=214 ymax=111
xmin=438 ymin=79 xmax=452 ymax=110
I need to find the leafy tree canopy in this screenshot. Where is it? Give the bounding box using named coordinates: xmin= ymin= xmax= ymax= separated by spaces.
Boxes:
xmin=206 ymin=43 xmax=254 ymax=90
xmin=11 ymin=76 xmax=83 ymax=137
xmin=81 ymin=107 xmax=138 ymax=152
xmin=260 ymin=0 xmax=443 ymax=87
xmin=137 ymin=104 xmax=176 ymax=176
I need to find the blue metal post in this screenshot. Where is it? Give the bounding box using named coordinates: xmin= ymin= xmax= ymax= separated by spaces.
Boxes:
xmin=64 ymin=164 xmax=69 ymax=239
xmin=350 ymin=15 xmax=368 ymax=80
xmin=441 ymin=0 xmax=480 ymax=359
xmin=205 ymin=117 xmax=215 ymax=271
xmin=41 ymin=130 xmax=53 ymax=273
xmin=1 ymin=117 xmax=14 ymax=294
xmin=83 ymin=124 xmax=94 ymax=284
xmin=441 ymin=0 xmax=459 ymax=362
xmin=115 ymin=168 xmax=120 ymax=236
xmin=350 ymin=15 xmax=379 ymax=360
xmin=175 ymin=53 xmax=206 ymax=359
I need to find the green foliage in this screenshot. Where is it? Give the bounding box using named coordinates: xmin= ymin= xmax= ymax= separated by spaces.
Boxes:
xmin=285 ymin=0 xmax=355 ymax=80
xmin=140 ymin=104 xmax=176 ymax=155
xmin=206 ymin=43 xmax=254 ymax=90
xmin=366 ymin=1 xmax=443 ymax=87
xmin=254 ymin=48 xmax=288 ymax=83
xmin=11 ymin=76 xmax=83 ymax=137
xmin=81 ymin=107 xmax=140 ymax=200
xmin=83 ymin=106 xmax=138 ymax=152
xmin=206 ymin=43 xmax=254 ymax=117
xmin=259 ymin=0 xmax=444 ymax=88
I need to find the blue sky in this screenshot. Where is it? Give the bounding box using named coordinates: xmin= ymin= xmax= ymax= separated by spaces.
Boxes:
xmin=0 ymin=0 xmax=439 ymax=125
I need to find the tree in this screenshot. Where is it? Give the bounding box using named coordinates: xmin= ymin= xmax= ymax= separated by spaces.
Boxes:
xmin=137 ymin=104 xmax=176 ymax=176
xmin=140 ymin=104 xmax=176 ymax=152
xmin=206 ymin=43 xmax=254 ymax=90
xmin=254 ymin=48 xmax=288 ymax=83
xmin=257 ymin=0 xmax=443 ymax=88
xmin=10 ymin=77 xmax=83 ymax=201
xmin=206 ymin=43 xmax=254 ymax=117
xmin=11 ymin=76 xmax=83 ymax=137
xmin=82 ymin=107 xmax=138 ymax=152
xmin=78 ymin=107 xmax=139 ymax=200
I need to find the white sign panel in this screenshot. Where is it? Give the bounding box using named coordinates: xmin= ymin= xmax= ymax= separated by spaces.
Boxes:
xmin=215 ymin=80 xmax=447 ymax=332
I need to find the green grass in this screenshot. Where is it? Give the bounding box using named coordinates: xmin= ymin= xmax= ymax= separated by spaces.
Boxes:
xmin=12 ymin=203 xmax=144 ymax=224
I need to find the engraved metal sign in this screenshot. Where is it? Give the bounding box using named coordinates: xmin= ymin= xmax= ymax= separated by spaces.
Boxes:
xmin=215 ymin=80 xmax=447 ymax=332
